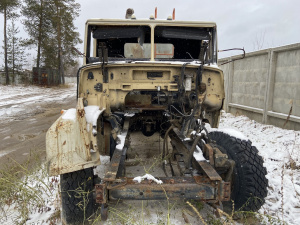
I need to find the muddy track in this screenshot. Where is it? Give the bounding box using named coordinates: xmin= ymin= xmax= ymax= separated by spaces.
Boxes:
xmin=0 ymin=92 xmax=76 ymax=170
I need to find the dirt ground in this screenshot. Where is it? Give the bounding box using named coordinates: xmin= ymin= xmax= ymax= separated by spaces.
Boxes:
xmin=0 ymin=89 xmax=76 ymax=170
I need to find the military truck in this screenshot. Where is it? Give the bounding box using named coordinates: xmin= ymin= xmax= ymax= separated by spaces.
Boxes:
xmin=46 ymin=9 xmax=268 ymax=224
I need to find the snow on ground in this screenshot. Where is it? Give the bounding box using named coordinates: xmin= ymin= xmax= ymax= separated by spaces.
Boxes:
xmin=15 ymin=112 xmax=298 ymax=225
xmin=219 ymin=112 xmax=300 ymax=224
xmin=0 ymin=84 xmax=76 ymax=123
xmin=0 ymin=84 xmax=299 ymax=224
xmin=0 ymin=165 xmax=61 ymax=225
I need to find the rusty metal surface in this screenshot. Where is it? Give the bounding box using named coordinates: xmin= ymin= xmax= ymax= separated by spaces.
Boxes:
xmin=95 ymin=183 xmax=107 ymax=204
xmin=46 ymin=98 xmax=103 ymax=176
xmin=219 ymin=182 xmax=231 ymax=201
xmin=198 ymin=161 xmax=222 ymax=181
xmin=109 ymin=176 xmax=216 ymax=201
xmin=104 ymin=117 xmax=130 ymax=181
xmin=170 ymin=128 xmax=193 ymax=171
xmin=125 ymin=106 xmax=167 ymax=112
xmin=204 ymin=144 xmax=215 ymax=166
xmin=193 ymin=175 xmax=214 ymax=184
xmin=174 ymin=153 xmax=186 ymax=176
xmin=214 ymin=152 xmax=228 ymax=168
xmin=125 ymin=94 xmax=152 ymax=107
xmin=171 ymin=128 xmax=222 ymax=182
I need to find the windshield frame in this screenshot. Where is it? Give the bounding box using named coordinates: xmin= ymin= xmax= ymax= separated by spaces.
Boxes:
xmin=84 ymin=20 xmax=218 ymax=65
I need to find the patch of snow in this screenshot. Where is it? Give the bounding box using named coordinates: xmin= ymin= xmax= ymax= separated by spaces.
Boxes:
xmin=1 ymin=165 xmax=61 ymax=225
xmin=217 ymin=127 xmax=248 ymax=141
xmin=219 ymin=111 xmax=300 ymax=224
xmin=204 ymin=63 xmax=220 ymax=69
xmin=116 ymin=132 xmax=126 ymax=150
xmin=190 ymin=130 xmax=196 ymax=135
xmin=94 ymin=155 xmax=110 ymax=179
xmin=0 ymin=84 xmax=76 ymax=123
xmin=124 ymin=113 xmax=135 ymax=117
xmin=94 ymin=155 xmax=111 ymax=179
xmin=205 ymin=122 xmax=249 ymax=141
xmin=0 ymin=150 xmax=15 ymax=157
xmin=61 ymin=108 xmax=76 ymax=121
xmin=193 ymin=145 xmax=206 ymax=161
xmin=84 ymin=106 xmax=105 ymax=127
xmin=133 ymin=174 xmax=163 ymax=184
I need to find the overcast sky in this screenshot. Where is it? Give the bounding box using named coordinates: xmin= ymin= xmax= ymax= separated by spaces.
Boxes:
xmin=1 ymin=0 xmax=300 ymax=67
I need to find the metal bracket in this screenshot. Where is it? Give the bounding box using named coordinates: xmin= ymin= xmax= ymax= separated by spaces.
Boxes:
xmin=95 ymin=183 xmax=107 ymax=204
xmin=219 ymin=182 xmax=231 ymax=201
xmin=104 ymin=117 xmax=130 ymax=181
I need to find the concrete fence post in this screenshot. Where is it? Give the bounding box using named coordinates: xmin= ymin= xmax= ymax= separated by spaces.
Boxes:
xmin=226 ymin=58 xmax=234 ymax=112
xmin=263 ymin=49 xmax=277 ymax=124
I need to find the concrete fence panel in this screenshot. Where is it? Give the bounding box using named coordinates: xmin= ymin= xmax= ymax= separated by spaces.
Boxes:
xmin=219 ymin=43 xmax=300 ymax=131
xmin=65 ymin=76 xmax=77 ymax=83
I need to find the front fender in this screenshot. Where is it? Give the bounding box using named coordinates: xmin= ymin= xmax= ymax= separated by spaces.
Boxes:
xmin=46 ymin=98 xmax=104 ymax=176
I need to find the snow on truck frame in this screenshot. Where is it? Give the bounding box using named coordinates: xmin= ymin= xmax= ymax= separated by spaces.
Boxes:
xmin=46 ymin=9 xmax=268 ymax=224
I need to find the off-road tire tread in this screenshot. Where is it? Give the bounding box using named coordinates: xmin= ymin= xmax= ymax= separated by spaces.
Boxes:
xmin=60 ymin=168 xmax=94 ymax=224
xmin=209 ymin=131 xmax=268 ymax=212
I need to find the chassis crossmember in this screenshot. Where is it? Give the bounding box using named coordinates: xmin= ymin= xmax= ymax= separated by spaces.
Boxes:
xmin=95 ymin=116 xmax=231 ymax=207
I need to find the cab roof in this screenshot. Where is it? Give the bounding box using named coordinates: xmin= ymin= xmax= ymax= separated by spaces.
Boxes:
xmin=85 ymin=18 xmax=216 ymax=28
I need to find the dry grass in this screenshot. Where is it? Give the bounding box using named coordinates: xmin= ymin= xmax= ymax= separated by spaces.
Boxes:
xmin=0 ymin=153 xmax=59 ymax=224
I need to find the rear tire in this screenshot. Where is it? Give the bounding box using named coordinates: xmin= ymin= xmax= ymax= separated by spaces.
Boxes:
xmin=60 ymin=168 xmax=94 ymax=225
xmin=209 ymin=131 xmax=268 ymax=212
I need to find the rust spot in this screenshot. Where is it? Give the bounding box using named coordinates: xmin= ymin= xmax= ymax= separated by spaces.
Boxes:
xmin=55 ymin=122 xmax=64 ymax=132
xmin=77 ymin=108 xmax=85 ymax=118
xmin=63 ymin=140 xmax=66 ymax=145
xmin=145 ymin=189 xmax=153 ymax=197
xmin=170 ymin=179 xmax=175 ymax=184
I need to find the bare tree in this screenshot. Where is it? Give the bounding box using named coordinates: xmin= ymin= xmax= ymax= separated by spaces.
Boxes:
xmin=252 ymin=29 xmax=266 ymax=51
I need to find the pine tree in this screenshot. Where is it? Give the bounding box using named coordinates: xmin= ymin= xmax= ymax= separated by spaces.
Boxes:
xmin=6 ymin=20 xmax=28 ymax=83
xmin=46 ymin=0 xmax=82 ymax=84
xmin=22 ymin=0 xmax=81 ymax=84
xmin=22 ymin=0 xmax=53 ymax=71
xmin=0 ymin=0 xmax=20 ymax=84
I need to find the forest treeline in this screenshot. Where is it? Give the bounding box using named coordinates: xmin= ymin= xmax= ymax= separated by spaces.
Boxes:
xmin=0 ymin=0 xmax=81 ymax=84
